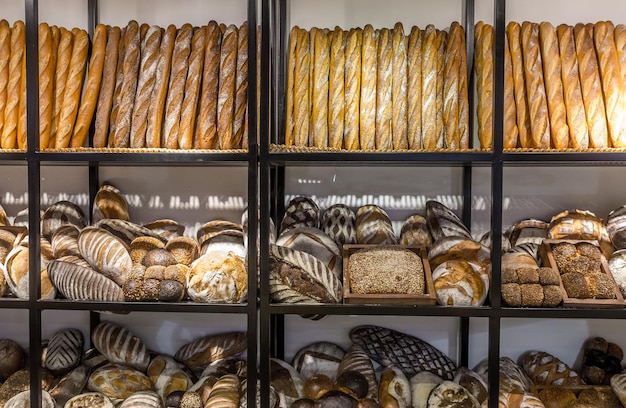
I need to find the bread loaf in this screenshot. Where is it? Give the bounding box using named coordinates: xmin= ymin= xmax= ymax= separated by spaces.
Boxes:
xmin=0 ymin=22 xmax=10 ymax=142
xmin=422 ymin=24 xmax=437 ymax=150
xmin=107 ymin=26 xmax=127 ymax=146
xmin=435 ymin=29 xmax=446 ymax=149
xmin=574 ymin=23 xmax=609 ymax=148
xmin=503 ymin=26 xmax=519 ymax=148
xmin=174 ymin=332 xmax=247 ymax=372
xmin=293 ymin=27 xmax=310 ymax=147
xmin=376 ymin=28 xmax=392 ymax=150
xmin=78 ymin=226 xmax=132 ymax=286
xmin=506 ymin=22 xmax=532 ymax=148
xmin=38 ymin=23 xmax=54 ymax=150
xmin=475 ymin=22 xmax=494 ymax=150
xmin=360 ymin=24 xmax=377 ymax=150
xmin=391 ymin=22 xmax=408 ymax=150
xmin=93 ymin=26 xmax=121 ymax=148
xmin=112 ymin=21 xmax=140 ymax=148
xmin=146 ymin=24 xmax=176 ymax=148
xmin=217 ymin=24 xmax=238 ymax=149
xmin=196 ymin=21 xmax=222 ymax=149
xmin=285 ymin=26 xmax=298 ymax=145
xmin=344 ymin=27 xmax=361 ymax=150
xmin=444 ymin=22 xmax=461 ymax=149
xmin=407 ymin=26 xmax=423 ymax=149
xmin=232 ymin=21 xmax=248 ymax=149
xmin=16 ymin=22 xmax=26 ymax=149
xmin=557 ymin=24 xmax=589 ymax=149
xmin=521 ymin=350 xmax=583 ymax=386
xmin=2 ymin=21 xmax=24 ymax=149
xmin=457 ymin=24 xmax=469 ymax=149
xmin=129 ymin=25 xmax=162 ymax=148
xmin=616 ymin=25 xmax=626 ymax=108
xmin=50 ymin=27 xmax=73 ymax=147
xmin=328 ymin=26 xmax=345 ymax=149
xmin=92 ymin=322 xmax=150 ymax=372
xmin=178 ymin=26 xmax=206 ymax=150
xmin=71 ymin=24 xmax=107 ymax=148
xmin=311 ymin=28 xmax=330 ymax=148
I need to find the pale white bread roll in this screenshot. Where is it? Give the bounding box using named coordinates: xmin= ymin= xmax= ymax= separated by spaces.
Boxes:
xmin=232 ymin=21 xmax=248 ymax=149
xmin=93 ymin=26 xmax=121 ymax=148
xmin=217 ymin=24 xmax=238 ymax=150
xmin=178 ymin=26 xmax=206 ymax=150
xmin=520 ymin=22 xmax=550 ymax=149
xmin=407 ymin=25 xmax=423 ymax=149
xmin=507 ymin=22 xmax=533 ymax=148
xmin=71 ymin=24 xmax=107 ymax=148
xmin=574 ymin=23 xmax=609 ymax=148
xmin=475 ymin=22 xmax=494 ymax=150
xmin=196 ymin=21 xmax=221 ymax=149
xmin=285 ymin=26 xmax=298 ymax=146
xmin=50 ymin=27 xmax=74 ymax=148
xmin=444 ymin=22 xmax=462 ymax=149
xmin=344 ymin=27 xmax=361 ymax=150
xmin=0 ymin=22 xmax=10 ymax=141
xmin=38 ymin=23 xmax=54 ymax=150
xmin=113 ymin=21 xmax=140 ymax=148
xmin=311 ymin=27 xmax=330 ymax=148
xmin=435 ymin=29 xmax=447 ymax=149
xmin=503 ymin=24 xmax=519 ymax=148
xmin=293 ymin=27 xmax=310 ymax=147
xmin=594 ymin=21 xmax=626 ymax=147
xmin=146 ymin=24 xmax=176 ymax=148
xmin=557 ymin=24 xmax=589 ymax=149
xmin=108 ymin=26 xmax=128 ymax=146
xmin=539 ymin=22 xmax=569 ymax=149
xmin=328 ymin=26 xmax=345 ymax=150
xmin=17 ymin=22 xmax=26 ymax=149
xmin=2 ymin=20 xmax=24 ymax=149
xmin=376 ymin=28 xmax=392 ymax=150
xmin=392 ymin=22 xmax=408 ymax=150
xmin=422 ymin=24 xmax=437 ymax=150
xmin=129 ymin=25 xmax=162 ymax=149
xmin=360 ymin=24 xmax=377 ymax=150
xmin=457 ymin=24 xmax=469 ymax=149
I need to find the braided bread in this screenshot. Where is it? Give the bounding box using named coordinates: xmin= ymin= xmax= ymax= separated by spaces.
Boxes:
xmin=507 ymin=22 xmax=532 ymax=148
xmin=503 ymin=25 xmax=519 ymax=148
xmin=391 ymin=22 xmax=408 ymax=150
xmin=407 ymin=26 xmax=422 ymax=149
xmin=178 ymin=26 xmax=206 ymax=150
xmin=344 ymin=27 xmax=361 ymax=150
xmin=422 ymin=24 xmax=437 ymax=150
xmin=328 ymin=26 xmax=345 ymax=149
xmin=376 ymin=28 xmax=392 ymax=150
xmin=360 ymin=24 xmax=377 ymax=150
xmin=217 ymin=24 xmax=237 ymax=149
xmin=38 ymin=23 xmax=54 ymax=150
xmin=444 ymin=22 xmax=461 ymax=149
xmin=93 ymin=26 xmax=121 ymax=148
xmin=2 ymin=21 xmax=24 ymax=149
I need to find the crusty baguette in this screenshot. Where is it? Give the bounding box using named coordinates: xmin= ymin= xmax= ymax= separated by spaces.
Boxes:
xmin=108 ymin=26 xmax=128 ymax=147
xmin=50 ymin=27 xmax=73 ymax=148
xmin=506 ymin=22 xmax=532 ymax=148
xmin=71 ymin=24 xmax=107 ymax=148
xmin=521 ymin=22 xmax=550 ymax=149
xmin=557 ymin=24 xmax=589 ymax=149
xmin=444 ymin=22 xmax=461 ymax=149
xmin=0 ymin=22 xmax=10 ymax=142
xmin=435 ymin=29 xmax=447 ymax=149
xmin=146 ymin=24 xmax=176 ymax=148
xmin=163 ymin=24 xmax=193 ymax=149
xmin=38 ymin=23 xmax=54 ymax=150
xmin=140 ymin=23 xmax=149 ymax=41
xmin=503 ymin=25 xmax=519 ymax=149
xmin=93 ymin=26 xmax=121 ymax=148
xmin=476 ymin=22 xmax=494 ymax=150
xmin=328 ymin=26 xmax=345 ymax=150
xmin=232 ymin=21 xmax=248 ymax=149
xmin=293 ymin=27 xmax=310 ymax=147
xmin=17 ymin=22 xmax=26 ymax=149
xmin=112 ymin=21 xmax=140 ymax=148
xmin=0 ymin=19 xmax=6 ymax=29
xmin=421 ymin=24 xmax=437 ymax=150
xmin=128 ymin=26 xmax=162 ymax=149
xmin=195 ymin=21 xmax=221 ymax=149
xmin=392 ymin=22 xmax=408 ymax=150
xmin=178 ymin=26 xmax=206 ymax=150
xmin=217 ymin=24 xmax=238 ymax=150
xmin=285 ymin=26 xmax=298 ymax=146
xmin=574 ymin=23 xmax=609 ymax=148
xmin=457 ymin=24 xmax=469 ymax=149
xmin=594 ymin=21 xmax=626 ymax=147
xmin=376 ymin=28 xmax=392 ymax=150
xmin=343 ymin=27 xmax=361 ymax=150
xmin=309 ymin=27 xmax=315 ymax=145
xmin=407 ymin=26 xmax=422 ymax=149
xmin=360 ymin=24 xmax=377 ymax=150
xmin=311 ymin=27 xmax=330 ymax=148
xmin=616 ymin=24 xmax=626 ymax=89
xmin=2 ymin=20 xmax=22 ymax=148
xmin=539 ymin=22 xmax=569 ymax=149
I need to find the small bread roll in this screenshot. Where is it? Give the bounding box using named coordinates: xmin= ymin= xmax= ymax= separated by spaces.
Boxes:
xmin=407 ymin=26 xmax=422 ymax=149
xmin=360 ymin=24 xmax=377 ymax=150
xmin=507 ymin=22 xmax=532 ymax=148
xmin=444 ymin=22 xmax=462 ymax=149
xmin=232 ymin=21 xmax=248 ymax=149
xmin=285 ymin=26 xmax=298 ymax=146
xmin=93 ymin=26 xmax=121 ymax=148
xmin=113 ymin=21 xmax=140 ymax=148
xmin=38 ymin=23 xmax=55 ymax=150
xmin=344 ymin=27 xmax=361 ymax=150
xmin=376 ymin=28 xmax=392 ymax=150
xmin=311 ymin=27 xmax=330 ymax=148
xmin=392 ymin=23 xmax=408 ymax=150
xmin=195 ymin=21 xmax=222 ymax=149
xmin=178 ymin=26 xmax=206 ymax=150
xmin=217 ymin=24 xmax=238 ymax=149
xmin=328 ymin=26 xmax=345 ymax=150
xmin=2 ymin=20 xmax=24 ymax=149
xmin=421 ymin=24 xmax=437 ymax=150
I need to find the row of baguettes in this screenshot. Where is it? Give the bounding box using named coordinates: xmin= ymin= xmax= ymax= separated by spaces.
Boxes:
xmin=480 ymin=20 xmax=626 ymax=150
xmin=284 ymin=22 xmax=470 ymax=151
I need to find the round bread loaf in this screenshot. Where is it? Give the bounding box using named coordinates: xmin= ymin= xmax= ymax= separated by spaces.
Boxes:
xmin=4 ymin=390 xmax=55 ymax=408
xmin=44 ymin=328 xmax=83 ymax=375
xmin=428 ymin=380 xmax=480 ymax=408
xmin=355 ymin=205 xmax=397 ymax=245
xmin=41 ymin=200 xmax=87 ymax=242
xmin=432 ymin=260 xmax=489 ymax=306
xmin=292 ymin=341 xmax=345 ymax=381
xmin=118 ymin=391 xmax=162 ymax=408
xmin=0 ymin=339 xmax=24 ymax=381
xmin=320 ymin=204 xmax=357 ymax=248
xmin=87 ymin=364 xmax=152 ymax=400
xmin=187 ymin=252 xmax=247 ymax=303
xmin=400 ymin=214 xmax=432 ymax=247
xmin=147 ymin=354 xmax=193 ymax=402
xmin=281 ymin=197 xmax=320 ymax=234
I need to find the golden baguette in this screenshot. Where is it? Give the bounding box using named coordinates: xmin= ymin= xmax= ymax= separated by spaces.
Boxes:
xmin=506 ymin=22 xmax=532 ymax=148
xmin=129 ymin=25 xmax=162 ymax=149
xmin=140 ymin=23 xmax=149 ymax=41
xmin=232 ymin=21 xmax=248 ymax=149
xmin=344 ymin=27 xmax=361 ymax=150
xmin=0 ymin=22 xmax=10 ymax=141
xmin=113 ymin=21 xmax=140 ymax=148
xmin=0 ymin=19 xmax=6 ymax=29
xmin=50 ymin=27 xmax=73 ymax=148
xmin=435 ymin=29 xmax=447 ymax=149
xmin=407 ymin=26 xmax=422 ymax=149
xmin=196 ymin=21 xmax=221 ymax=149
xmin=3 ymin=20 xmax=23 ymax=149
xmin=574 ymin=23 xmax=608 ymax=148
xmin=38 ymin=23 xmax=54 ymax=150
xmin=93 ymin=26 xmax=121 ymax=148
xmin=178 ymin=26 xmax=206 ymax=150
xmin=328 ymin=26 xmax=345 ymax=150
xmin=421 ymin=24 xmax=438 ymax=150
xmin=458 ymin=24 xmax=469 ymax=149
xmin=71 ymin=24 xmax=107 ymax=148
xmin=476 ymin=22 xmax=494 ymax=150
xmin=557 ymin=24 xmax=589 ymax=149
xmin=217 ymin=24 xmax=238 ymax=150
xmin=285 ymin=26 xmax=298 ymax=146
xmin=309 ymin=27 xmax=315 ymax=146
xmin=360 ymin=24 xmax=377 ymax=150
xmin=163 ymin=24 xmax=193 ymax=149
xmin=616 ymin=24 xmax=626 ymax=86
xmin=108 ymin=26 xmax=128 ymax=147
xmin=594 ymin=21 xmax=626 ymax=147
xmin=311 ymin=28 xmax=329 ymax=148
xmin=521 ymin=22 xmax=550 ymax=149
xmin=444 ymin=22 xmax=461 ymax=149
xmin=17 ymin=22 xmax=26 ymax=149
xmin=376 ymin=28 xmax=392 ymax=150
xmin=503 ymin=25 xmax=519 ymax=149
xmin=293 ymin=27 xmax=310 ymax=147
xmin=146 ymin=24 xmax=176 ymax=148
xmin=392 ymin=22 xmax=408 ymax=150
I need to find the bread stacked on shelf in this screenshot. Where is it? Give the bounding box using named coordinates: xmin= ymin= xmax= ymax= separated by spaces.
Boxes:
xmin=0 ymin=20 xmax=26 ymax=150
xmin=283 ymin=22 xmax=469 ymax=151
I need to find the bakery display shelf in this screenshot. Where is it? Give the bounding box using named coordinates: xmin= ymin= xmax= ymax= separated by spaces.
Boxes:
xmin=268 ymin=303 xmax=494 ymax=317
xmin=37 ymin=299 xmax=251 ymax=314
xmin=501 ymin=307 xmax=626 ymax=319
xmin=35 ymin=150 xmax=252 ymax=165
xmin=0 ymin=299 xmax=29 ymax=309
xmin=501 ymin=151 xmax=626 ymax=166
xmin=0 ymin=151 xmax=27 ymax=162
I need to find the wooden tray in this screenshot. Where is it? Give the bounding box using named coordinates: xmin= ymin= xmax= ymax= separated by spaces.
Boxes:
xmin=540 ymin=239 xmax=624 ymax=308
xmin=342 ymin=245 xmax=436 ymax=305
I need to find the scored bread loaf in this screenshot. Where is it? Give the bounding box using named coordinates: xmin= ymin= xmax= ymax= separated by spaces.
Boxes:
xmin=503 ymin=25 xmax=519 ymax=148
xmin=232 ymin=21 xmax=248 ymax=149
xmin=174 ymin=332 xmax=247 ymax=372
xmin=217 ymin=24 xmax=238 ymax=149
xmin=178 ymin=26 xmax=206 ymax=150
xmin=392 ymin=22 xmax=408 ymax=150
xmin=328 ymin=26 xmax=345 ymax=150
xmin=17 ymin=22 xmax=26 ymax=149
xmin=38 ymin=23 xmax=54 ymax=150
xmin=475 ymin=22 xmax=493 ymax=150
xmin=71 ymin=24 xmax=107 ymax=148
xmin=457 ymin=24 xmax=469 ymax=149
xmin=285 ymin=26 xmax=298 ymax=146
xmin=435 ymin=29 xmax=446 ymax=149
xmin=50 ymin=27 xmax=73 ymax=148
xmin=520 ymin=350 xmax=583 ymax=386
xmin=444 ymin=22 xmax=461 ymax=149
xmin=506 ymin=22 xmax=532 ymax=148
xmin=376 ymin=28 xmax=392 ymax=150
xmin=0 ymin=22 xmax=10 ymax=142
xmin=196 ymin=21 xmax=222 ymax=149
xmin=422 ymin=24 xmax=437 ymax=150
xmin=344 ymin=27 xmax=361 ymax=150
xmin=311 ymin=28 xmax=330 ymax=148
xmin=113 ymin=21 xmax=140 ymax=148
xmin=108 ymin=26 xmax=128 ymax=146
xmin=93 ymin=26 xmax=121 ymax=148
xmin=2 ymin=20 xmax=24 ymax=149
xmin=407 ymin=26 xmax=423 ymax=149
xmin=293 ymin=27 xmax=310 ymax=147
xmin=360 ymin=24 xmax=377 ymax=150
xmin=92 ymin=321 xmax=151 ymax=372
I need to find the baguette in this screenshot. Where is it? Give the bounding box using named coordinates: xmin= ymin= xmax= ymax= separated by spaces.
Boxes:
xmin=521 ymin=22 xmax=550 ymax=149
xmin=476 ymin=22 xmax=494 ymax=150
xmin=503 ymin=25 xmax=519 ymax=148
xmin=435 ymin=29 xmax=447 ymax=149
xmin=93 ymin=26 xmax=121 ymax=148
xmin=129 ymin=26 xmax=162 ymax=149
xmin=421 ymin=24 xmax=437 ymax=150
xmin=293 ymin=27 xmax=310 ymax=147
xmin=594 ymin=21 xmax=626 ymax=147
xmin=2 ymin=20 xmax=22 ymax=149
xmin=457 ymin=24 xmax=469 ymax=149
xmin=178 ymin=26 xmax=206 ymax=150
xmin=328 ymin=26 xmax=345 ymax=150
xmin=50 ymin=27 xmax=73 ymax=148
xmin=407 ymin=26 xmax=422 ymax=149
xmin=112 ymin=21 xmax=140 ymax=148
xmin=163 ymin=24 xmax=193 ymax=149
xmin=557 ymin=24 xmax=589 ymax=149
xmin=507 ymin=22 xmax=532 ymax=148
xmin=311 ymin=27 xmax=329 ymax=148
xmin=616 ymin=24 xmax=626 ymax=90
xmin=573 ymin=23 xmax=608 ymax=148
xmin=360 ymin=24 xmax=377 ymax=150
xmin=285 ymin=26 xmax=298 ymax=146
xmin=309 ymin=27 xmax=315 ymax=146
xmin=0 ymin=19 xmax=6 ymax=29
xmin=444 ymin=22 xmax=461 ymax=149
xmin=146 ymin=24 xmax=176 ymax=148
xmin=17 ymin=22 xmax=26 ymax=149
xmin=108 ymin=26 xmax=128 ymax=146
xmin=232 ymin=21 xmax=248 ymax=149
xmin=216 ymin=24 xmax=238 ymax=150
xmin=376 ymin=28 xmax=392 ymax=150
xmin=195 ymin=21 xmax=221 ymax=149
xmin=0 ymin=22 xmax=10 ymax=142
xmin=71 ymin=24 xmax=107 ymax=148
xmin=38 ymin=23 xmax=54 ymax=150
xmin=343 ymin=27 xmax=361 ymax=150
xmin=140 ymin=23 xmax=149 ymax=42
xmin=392 ymin=22 xmax=408 ymax=150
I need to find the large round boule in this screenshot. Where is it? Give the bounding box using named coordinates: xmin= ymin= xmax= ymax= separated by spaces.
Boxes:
xmin=0 ymin=339 xmax=25 ymax=381
xmin=303 ymin=373 xmax=334 ymax=400
xmin=142 ymin=248 xmax=178 ymax=267
xmin=335 ymin=371 xmax=368 ymax=399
